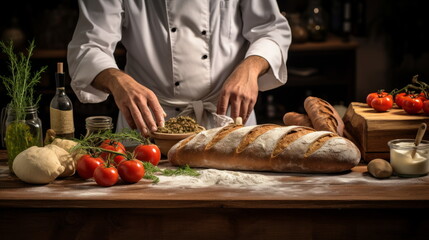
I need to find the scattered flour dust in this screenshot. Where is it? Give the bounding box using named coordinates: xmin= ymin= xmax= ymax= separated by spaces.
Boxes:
xmin=156 ymin=168 xmax=281 ymax=189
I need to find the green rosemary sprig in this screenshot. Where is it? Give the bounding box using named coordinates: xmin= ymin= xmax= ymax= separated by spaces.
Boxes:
xmin=0 ymin=40 xmax=47 ymax=119
xmin=72 ymin=128 xmax=151 ymax=149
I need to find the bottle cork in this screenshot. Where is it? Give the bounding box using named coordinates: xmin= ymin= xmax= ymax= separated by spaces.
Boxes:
xmin=57 ymin=62 xmax=63 ymax=74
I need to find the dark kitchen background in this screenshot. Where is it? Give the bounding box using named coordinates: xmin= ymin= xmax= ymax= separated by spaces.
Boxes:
xmin=1 ymin=0 xmax=428 ymax=144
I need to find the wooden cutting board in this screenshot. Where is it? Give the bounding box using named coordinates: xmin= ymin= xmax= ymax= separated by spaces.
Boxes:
xmin=342 ymin=102 xmax=429 ymax=162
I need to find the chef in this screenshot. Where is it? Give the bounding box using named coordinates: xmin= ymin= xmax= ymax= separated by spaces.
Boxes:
xmin=67 ymin=0 xmax=291 ymax=136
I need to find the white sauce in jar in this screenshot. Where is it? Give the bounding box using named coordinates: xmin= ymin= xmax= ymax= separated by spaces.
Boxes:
xmin=389 ymin=140 xmax=429 ymax=177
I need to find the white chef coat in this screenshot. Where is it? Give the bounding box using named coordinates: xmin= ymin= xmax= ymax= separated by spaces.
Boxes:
xmin=67 ymin=0 xmax=291 ymax=131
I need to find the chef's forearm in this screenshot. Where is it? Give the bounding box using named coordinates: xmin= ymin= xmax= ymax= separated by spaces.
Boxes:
xmin=242 ymin=55 xmax=270 ymax=78
xmin=92 ymin=68 xmax=124 ymax=94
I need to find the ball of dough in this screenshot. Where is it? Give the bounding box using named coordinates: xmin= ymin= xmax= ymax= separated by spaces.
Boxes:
xmin=51 ymin=138 xmax=78 ymax=152
xmin=45 ymin=144 xmax=75 ymax=177
xmin=367 ymin=158 xmax=393 ymax=179
xmin=13 ymin=146 xmax=65 ymax=184
xmin=51 ymin=138 xmax=84 ymax=164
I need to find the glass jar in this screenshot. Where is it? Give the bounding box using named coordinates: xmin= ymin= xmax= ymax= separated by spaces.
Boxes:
xmin=85 ymin=116 xmax=113 ymax=138
xmin=388 ymin=139 xmax=429 ymax=177
xmin=2 ymin=105 xmax=43 ymax=173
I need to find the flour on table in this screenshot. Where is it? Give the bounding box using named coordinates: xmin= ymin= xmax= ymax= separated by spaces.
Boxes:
xmin=156 ymin=169 xmax=280 ymax=188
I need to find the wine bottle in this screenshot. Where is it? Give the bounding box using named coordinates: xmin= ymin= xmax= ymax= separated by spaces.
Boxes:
xmin=49 ymin=62 xmax=74 ymax=139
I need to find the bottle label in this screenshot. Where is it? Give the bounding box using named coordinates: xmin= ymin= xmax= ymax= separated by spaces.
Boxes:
xmin=50 ymin=107 xmax=74 ymax=134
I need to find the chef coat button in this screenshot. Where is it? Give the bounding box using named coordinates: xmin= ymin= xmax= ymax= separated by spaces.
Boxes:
xmin=175 ymin=81 xmax=180 ymax=86
xmin=202 ymin=55 xmax=208 ymax=59
xmin=201 ymin=30 xmax=207 ymax=35
xmin=175 ymin=108 xmax=181 ymax=111
xmin=171 ymin=27 xmax=177 ymax=32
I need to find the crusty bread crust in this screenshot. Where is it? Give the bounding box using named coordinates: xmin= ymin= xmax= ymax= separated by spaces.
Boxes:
xmin=168 ymin=124 xmax=360 ymax=173
xmin=283 ymin=112 xmax=313 ymax=128
xmin=304 ymin=96 xmax=345 ymax=136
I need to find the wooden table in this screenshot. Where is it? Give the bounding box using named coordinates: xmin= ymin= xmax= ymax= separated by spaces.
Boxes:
xmin=1 ymin=149 xmax=428 ymax=240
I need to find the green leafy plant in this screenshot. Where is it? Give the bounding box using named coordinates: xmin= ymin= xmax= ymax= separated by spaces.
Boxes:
xmin=0 ymin=40 xmax=47 ymax=171
xmin=0 ymin=40 xmax=46 ymax=119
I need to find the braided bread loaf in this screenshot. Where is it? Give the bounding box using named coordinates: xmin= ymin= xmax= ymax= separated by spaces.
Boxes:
xmin=168 ymin=124 xmax=360 ymax=173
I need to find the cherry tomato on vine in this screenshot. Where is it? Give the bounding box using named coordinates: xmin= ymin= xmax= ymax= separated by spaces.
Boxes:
xmin=93 ymin=165 xmax=119 ymax=187
xmin=423 ymin=100 xmax=429 ymax=114
xmin=100 ymin=139 xmax=125 ymax=150
xmin=99 ymin=140 xmax=126 ymax=161
xmin=113 ymin=155 xmax=127 ymax=166
xmin=366 ymin=91 xmax=389 ymax=107
xmin=76 ymin=154 xmax=104 ymax=179
xmin=134 ymin=144 xmax=161 ymax=166
xmin=402 ymin=96 xmax=423 ymax=114
xmin=395 ymin=92 xmax=407 ymax=108
xmin=118 ymin=159 xmax=145 ymax=183
xmin=371 ymin=95 xmax=393 ymax=112
xmin=418 ymin=92 xmax=427 ymax=102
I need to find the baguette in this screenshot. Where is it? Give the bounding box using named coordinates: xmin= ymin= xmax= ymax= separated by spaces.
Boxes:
xmin=168 ymin=124 xmax=360 ymax=173
xmin=283 ymin=112 xmax=313 ymax=128
xmin=304 ymin=96 xmax=344 ymax=136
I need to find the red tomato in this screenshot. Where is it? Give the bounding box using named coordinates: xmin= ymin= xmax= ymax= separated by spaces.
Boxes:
xmin=134 ymin=144 xmax=161 ymax=166
xmin=402 ymin=96 xmax=423 ymax=114
xmin=423 ymin=100 xmax=429 ymax=114
xmin=395 ymin=92 xmax=407 ymax=108
xmin=113 ymin=155 xmax=127 ymax=166
xmin=99 ymin=140 xmax=126 ymax=161
xmin=93 ymin=165 xmax=119 ymax=187
xmin=118 ymin=159 xmax=145 ymax=183
xmin=76 ymin=155 xmax=104 ymax=179
xmin=371 ymin=95 xmax=393 ymax=112
xmin=366 ymin=91 xmax=388 ymax=107
xmin=100 ymin=139 xmax=125 ymax=150
xmin=418 ymin=92 xmax=427 ymax=102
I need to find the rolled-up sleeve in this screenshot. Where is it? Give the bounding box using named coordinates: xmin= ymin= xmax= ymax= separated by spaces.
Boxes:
xmin=241 ymin=0 xmax=291 ymax=91
xmin=67 ymin=0 xmax=123 ymax=103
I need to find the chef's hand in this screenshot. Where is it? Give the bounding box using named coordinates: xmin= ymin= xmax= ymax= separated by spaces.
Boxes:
xmin=92 ymin=68 xmax=165 ymax=136
xmin=217 ymin=56 xmax=269 ymax=124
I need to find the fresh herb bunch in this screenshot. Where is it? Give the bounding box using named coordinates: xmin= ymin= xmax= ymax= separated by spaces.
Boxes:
xmin=71 ymin=128 xmax=151 ymax=155
xmin=1 ymin=40 xmax=46 ymax=172
xmin=78 ymin=128 xmax=151 ymax=146
xmin=0 ymin=40 xmax=47 ymax=119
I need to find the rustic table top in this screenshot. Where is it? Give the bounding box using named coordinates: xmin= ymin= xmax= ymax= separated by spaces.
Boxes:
xmin=1 ymin=150 xmax=428 ymax=209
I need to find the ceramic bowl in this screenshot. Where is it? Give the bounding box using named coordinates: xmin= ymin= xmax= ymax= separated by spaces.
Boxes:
xmin=151 ymin=131 xmax=197 ymax=156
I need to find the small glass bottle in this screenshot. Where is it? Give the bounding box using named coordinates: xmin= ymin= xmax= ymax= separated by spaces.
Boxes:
xmin=85 ymin=116 xmax=113 ymax=138
xmin=50 ymin=62 xmax=74 ymax=139
xmin=4 ymin=105 xmax=43 ymax=172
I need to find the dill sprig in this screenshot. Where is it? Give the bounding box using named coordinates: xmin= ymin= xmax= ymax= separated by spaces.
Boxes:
xmin=142 ymin=162 xmax=200 ymax=184
xmin=0 ymin=40 xmax=47 ymax=119
xmin=162 ymin=165 xmax=200 ymax=177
